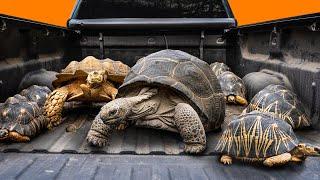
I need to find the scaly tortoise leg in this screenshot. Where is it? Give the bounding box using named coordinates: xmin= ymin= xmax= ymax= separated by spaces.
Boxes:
xmin=220 ymin=155 xmax=233 ymax=165
xmin=174 ymin=103 xmax=206 ymax=154
xmin=263 ymin=153 xmax=292 ymax=167
xmin=86 ymin=113 xmax=113 ymax=147
xmin=102 ymin=81 xmax=118 ymax=100
xmin=43 ymin=87 xmax=68 ymax=129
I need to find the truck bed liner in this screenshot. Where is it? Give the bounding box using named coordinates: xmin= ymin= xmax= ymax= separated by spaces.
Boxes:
xmin=0 ymin=153 xmax=319 ymax=180
xmin=0 ymin=105 xmax=319 ymax=155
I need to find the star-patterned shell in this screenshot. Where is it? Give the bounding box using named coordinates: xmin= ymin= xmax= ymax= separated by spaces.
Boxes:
xmin=0 ymin=95 xmax=45 ymax=137
xmin=215 ymin=111 xmax=299 ymax=159
xmin=19 ymin=85 xmax=51 ymax=107
xmin=245 ymin=85 xmax=311 ymax=129
xmin=217 ymin=71 xmax=246 ymax=99
xmin=210 ymin=62 xmax=230 ymax=77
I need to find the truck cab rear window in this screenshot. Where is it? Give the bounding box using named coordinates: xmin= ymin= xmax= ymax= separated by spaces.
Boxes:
xmin=76 ymin=0 xmax=228 ymax=19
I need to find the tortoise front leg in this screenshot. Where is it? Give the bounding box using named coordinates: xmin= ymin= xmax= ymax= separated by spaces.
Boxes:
xmin=43 ymin=87 xmax=69 ymax=129
xmin=174 ymin=103 xmax=206 ymax=154
xmin=263 ymin=153 xmax=292 ymax=167
xmin=86 ymin=114 xmax=113 ymax=147
xmin=101 ymin=81 xmax=118 ymax=100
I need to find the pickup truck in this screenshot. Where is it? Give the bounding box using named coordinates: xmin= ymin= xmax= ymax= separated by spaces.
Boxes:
xmin=0 ymin=1 xmax=319 ymax=179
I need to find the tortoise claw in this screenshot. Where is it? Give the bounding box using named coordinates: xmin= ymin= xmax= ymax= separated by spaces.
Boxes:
xmin=86 ymin=130 xmax=109 ymax=147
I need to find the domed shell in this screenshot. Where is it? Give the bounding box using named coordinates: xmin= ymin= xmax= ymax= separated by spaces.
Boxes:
xmin=0 ymin=95 xmax=42 ymax=137
xmin=243 ymin=69 xmax=293 ymax=101
xmin=215 ymin=111 xmax=299 ymax=158
xmin=118 ymin=49 xmax=225 ymax=129
xmin=53 ymin=56 xmax=130 ymax=87
xmin=210 ymin=62 xmax=230 ymax=76
xmin=246 ymin=85 xmax=311 ymax=129
xmin=217 ymin=71 xmax=246 ymax=98
xmin=19 ymin=85 xmax=51 ymax=107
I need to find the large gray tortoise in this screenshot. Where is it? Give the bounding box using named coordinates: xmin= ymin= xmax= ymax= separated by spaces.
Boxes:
xmin=87 ymin=49 xmax=225 ymax=153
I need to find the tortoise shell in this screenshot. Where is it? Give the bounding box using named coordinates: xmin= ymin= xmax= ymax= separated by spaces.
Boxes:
xmin=118 ymin=49 xmax=225 ymax=129
xmin=0 ymin=95 xmax=44 ymax=138
xmin=210 ymin=62 xmax=230 ymax=76
xmin=243 ymin=69 xmax=293 ymax=101
xmin=245 ymin=85 xmax=311 ymax=129
xmin=215 ymin=111 xmax=299 ymax=159
xmin=19 ymin=85 xmax=51 ymax=107
xmin=18 ymin=69 xmax=58 ymax=91
xmin=217 ymin=71 xmax=246 ymax=99
xmin=53 ymin=56 xmax=130 ymax=87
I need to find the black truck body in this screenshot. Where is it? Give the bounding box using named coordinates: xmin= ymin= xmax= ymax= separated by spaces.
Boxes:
xmin=0 ymin=1 xmax=319 ymax=179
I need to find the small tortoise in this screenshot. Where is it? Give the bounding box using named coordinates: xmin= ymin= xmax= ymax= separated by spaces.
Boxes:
xmin=0 ymin=95 xmax=47 ymax=142
xmin=243 ymin=69 xmax=293 ymax=101
xmin=18 ymin=69 xmax=58 ymax=91
xmin=210 ymin=62 xmax=230 ymax=77
xmin=217 ymin=71 xmax=248 ymax=106
xmin=87 ymin=49 xmax=225 ymax=153
xmin=244 ymin=85 xmax=311 ymax=129
xmin=215 ymin=111 xmax=320 ymax=167
xmin=19 ymin=85 xmax=52 ymax=107
xmin=43 ymin=56 xmax=130 ymax=128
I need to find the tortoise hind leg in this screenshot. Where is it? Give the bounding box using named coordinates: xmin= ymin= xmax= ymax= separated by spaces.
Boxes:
xmin=174 ymin=103 xmax=206 ymax=154
xmin=220 ymin=155 xmax=233 ymax=165
xmin=44 ymin=87 xmax=69 ymax=129
xmin=263 ymin=153 xmax=292 ymax=167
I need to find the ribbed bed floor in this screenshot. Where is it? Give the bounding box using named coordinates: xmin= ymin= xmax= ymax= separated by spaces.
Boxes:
xmin=0 ymin=105 xmax=318 ymax=155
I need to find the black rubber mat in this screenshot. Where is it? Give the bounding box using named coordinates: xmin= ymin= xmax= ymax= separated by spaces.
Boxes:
xmin=0 ymin=105 xmax=319 ymax=155
xmin=0 ymin=153 xmax=319 ymax=180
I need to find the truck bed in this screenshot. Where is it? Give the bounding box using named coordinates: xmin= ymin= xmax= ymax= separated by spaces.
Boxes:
xmin=0 ymin=105 xmax=319 ymax=179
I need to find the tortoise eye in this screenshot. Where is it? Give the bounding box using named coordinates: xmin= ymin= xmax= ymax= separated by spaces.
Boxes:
xmin=109 ymin=110 xmax=117 ymax=116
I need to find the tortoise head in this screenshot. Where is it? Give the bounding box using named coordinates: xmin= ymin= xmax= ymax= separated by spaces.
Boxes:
xmin=0 ymin=129 xmax=9 ymax=140
xmin=99 ymin=98 xmax=132 ymax=126
xmin=295 ymin=143 xmax=320 ymax=157
xmin=87 ymin=70 xmax=105 ymax=86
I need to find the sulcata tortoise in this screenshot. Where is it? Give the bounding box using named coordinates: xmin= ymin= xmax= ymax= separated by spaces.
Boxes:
xmin=217 ymin=71 xmax=248 ymax=106
xmin=210 ymin=62 xmax=230 ymax=77
xmin=87 ymin=49 xmax=225 ymax=153
xmin=215 ymin=111 xmax=320 ymax=167
xmin=19 ymin=85 xmax=52 ymax=107
xmin=0 ymin=95 xmax=47 ymax=142
xmin=43 ymin=56 xmax=130 ymax=128
xmin=244 ymin=85 xmax=311 ymax=129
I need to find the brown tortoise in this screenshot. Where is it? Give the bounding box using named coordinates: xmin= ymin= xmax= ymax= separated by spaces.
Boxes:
xmin=86 ymin=49 xmax=225 ymax=154
xmin=43 ymin=56 xmax=130 ymax=128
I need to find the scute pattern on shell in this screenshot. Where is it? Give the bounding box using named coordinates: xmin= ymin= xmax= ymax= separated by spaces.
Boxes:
xmin=215 ymin=111 xmax=299 ymax=159
xmin=119 ymin=49 xmax=225 ymax=129
xmin=0 ymin=95 xmax=43 ymax=137
xmin=19 ymin=85 xmax=51 ymax=107
xmin=217 ymin=71 xmax=246 ymax=98
xmin=245 ymin=85 xmax=310 ymax=129
xmin=210 ymin=62 xmax=230 ymax=76
xmin=53 ymin=56 xmax=130 ymax=87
